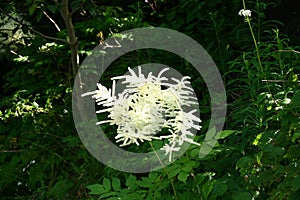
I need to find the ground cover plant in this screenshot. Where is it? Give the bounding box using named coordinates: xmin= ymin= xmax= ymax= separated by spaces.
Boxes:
xmin=0 ymin=0 xmax=299 ymax=199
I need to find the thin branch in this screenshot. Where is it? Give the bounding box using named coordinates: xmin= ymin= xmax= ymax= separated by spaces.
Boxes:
xmin=70 ymin=2 xmax=85 ymax=16
xmin=0 ymin=7 xmax=68 ymax=44
xmin=59 ymin=0 xmax=88 ymax=124
xmin=43 ymin=11 xmax=61 ymax=31
xmin=262 ymin=79 xmax=300 ymax=83
xmin=0 ymin=149 xmax=23 ymax=153
xmin=276 ymin=49 xmax=300 ymax=54
xmin=60 ymin=0 xmax=79 ymax=75
xmin=30 ymin=28 xmax=68 ymax=43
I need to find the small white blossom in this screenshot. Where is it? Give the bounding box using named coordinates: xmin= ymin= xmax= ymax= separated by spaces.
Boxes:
xmin=82 ymin=66 xmax=201 ymax=162
xmin=161 ymin=143 xmax=180 ymax=162
xmin=238 ymin=9 xmax=252 ymax=18
xmin=30 ymin=160 xmax=36 ymax=164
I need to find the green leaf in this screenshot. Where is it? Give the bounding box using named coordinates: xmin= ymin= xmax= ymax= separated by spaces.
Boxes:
xmin=122 ymin=192 xmax=146 ymax=200
xmin=48 ymin=4 xmax=58 ymax=14
xmin=195 ymin=173 xmax=208 ymax=185
xmin=205 ymin=127 xmax=217 ymax=141
xmin=178 ymin=171 xmax=189 ymax=183
xmin=198 ymin=143 xmax=215 ymax=159
xmin=112 ymin=177 xmax=121 ymax=191
xmin=189 ymin=148 xmax=199 ymax=158
xmin=137 ymin=177 xmax=154 ymax=188
xmin=202 ymin=180 xmax=214 ymax=199
xmin=219 ymin=130 xmax=236 ymax=139
xmin=236 ymin=156 xmax=252 ymax=169
xmin=36 ymin=11 xmax=43 ymax=22
xmin=86 ymin=184 xmax=105 ymax=195
xmin=292 ymin=132 xmax=300 ymax=143
xmin=103 ymin=178 xmax=111 ymax=191
xmin=181 ymin=161 xmax=195 ymax=172
xmin=148 ymin=172 xmax=158 ymax=180
xmin=158 ymin=179 xmax=170 ymax=190
xmin=167 ymin=166 xmax=181 ymax=179
xmin=29 ymin=4 xmax=37 ymax=15
xmin=292 ymin=176 xmax=300 ymax=191
xmin=253 ymin=133 xmax=262 ymax=145
xmin=49 ymin=179 xmax=74 ymax=198
xmin=199 ymin=127 xmax=217 ymax=158
xmin=126 ymin=175 xmax=137 ymax=190
xmin=211 ymin=181 xmax=228 ymax=197
xmin=100 ymin=191 xmax=118 ymax=198
xmin=106 ymin=197 xmax=121 ymax=200
xmin=232 ymin=192 xmax=252 ymax=200
xmin=260 ymin=144 xmax=284 ymax=157
xmin=292 ymin=91 xmax=300 ymax=106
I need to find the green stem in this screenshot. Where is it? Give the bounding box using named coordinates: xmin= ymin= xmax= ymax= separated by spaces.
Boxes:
xmin=247 ymin=19 xmax=263 ymax=74
xmin=149 ymin=142 xmax=178 ymax=200
xmin=242 ymin=0 xmax=273 ymax=96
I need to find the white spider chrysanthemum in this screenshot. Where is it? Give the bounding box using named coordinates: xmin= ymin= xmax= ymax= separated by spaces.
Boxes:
xmin=238 ymin=9 xmax=251 ymax=18
xmin=82 ymin=66 xmax=201 ymax=162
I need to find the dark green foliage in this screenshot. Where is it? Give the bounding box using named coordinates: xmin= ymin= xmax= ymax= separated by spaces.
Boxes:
xmin=0 ymin=0 xmax=299 ymax=199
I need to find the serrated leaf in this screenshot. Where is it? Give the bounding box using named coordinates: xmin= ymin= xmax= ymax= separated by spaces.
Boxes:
xmin=100 ymin=191 xmax=118 ymax=198
xmin=126 ymin=175 xmax=137 ymax=189
xmin=103 ymin=178 xmax=111 ymax=191
xmin=137 ymin=177 xmax=154 ymax=188
xmin=148 ymin=172 xmax=158 ymax=180
xmin=86 ymin=184 xmax=105 ymax=195
xmin=112 ymin=177 xmax=121 ymax=191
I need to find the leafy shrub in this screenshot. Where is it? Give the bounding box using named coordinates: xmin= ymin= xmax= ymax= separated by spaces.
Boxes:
xmin=0 ymin=0 xmax=299 ymax=199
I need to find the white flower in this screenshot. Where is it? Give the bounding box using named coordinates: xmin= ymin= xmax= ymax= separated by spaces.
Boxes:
xmin=161 ymin=143 xmax=180 ymax=162
xmin=82 ymin=66 xmax=201 ymax=161
xmin=238 ymin=9 xmax=252 ymax=17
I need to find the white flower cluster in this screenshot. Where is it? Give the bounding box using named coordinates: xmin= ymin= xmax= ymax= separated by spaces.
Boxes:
xmin=238 ymin=9 xmax=252 ymax=18
xmin=82 ymin=66 xmax=201 ymax=162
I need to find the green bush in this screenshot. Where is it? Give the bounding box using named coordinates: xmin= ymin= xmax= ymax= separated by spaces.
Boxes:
xmin=0 ymin=0 xmax=299 ymax=199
